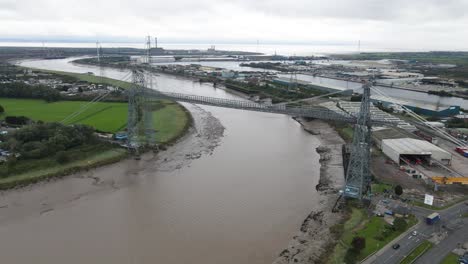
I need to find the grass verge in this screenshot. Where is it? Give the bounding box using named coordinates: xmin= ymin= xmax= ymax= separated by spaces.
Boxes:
xmin=152 ymin=100 xmax=191 ymax=144
xmin=372 ymin=182 xmax=394 ymax=194
xmin=411 ymin=196 xmax=468 ymax=210
xmin=440 ymin=252 xmax=460 ymax=264
xmin=400 ymin=240 xmax=433 ymax=264
xmin=328 ymin=206 xmax=418 ymax=263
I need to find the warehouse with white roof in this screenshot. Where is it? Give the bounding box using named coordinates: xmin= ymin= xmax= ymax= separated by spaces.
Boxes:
xmin=381 ymin=138 xmax=452 ymax=165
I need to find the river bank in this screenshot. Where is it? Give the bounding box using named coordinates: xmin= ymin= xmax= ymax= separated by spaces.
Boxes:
xmin=0 ymin=65 xmax=192 ymax=190
xmin=0 ymin=104 xmax=224 ymax=225
xmin=273 ymin=118 xmax=346 ymax=264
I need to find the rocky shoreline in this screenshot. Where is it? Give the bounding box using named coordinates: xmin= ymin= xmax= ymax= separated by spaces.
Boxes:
xmin=273 ymin=118 xmax=346 ymax=264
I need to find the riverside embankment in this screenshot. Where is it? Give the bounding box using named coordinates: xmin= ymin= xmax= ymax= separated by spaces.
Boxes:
xmin=0 ymin=57 xmax=333 ymax=264
xmin=274 ymin=118 xmax=346 ymax=264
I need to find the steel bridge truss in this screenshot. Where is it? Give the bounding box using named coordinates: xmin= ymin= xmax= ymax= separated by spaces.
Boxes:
xmin=144 ymin=90 xmax=400 ymax=128
xmin=127 ymin=70 xmax=394 ymax=200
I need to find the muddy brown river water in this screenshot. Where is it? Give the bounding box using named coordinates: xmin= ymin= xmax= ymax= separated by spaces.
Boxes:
xmin=0 ymin=58 xmax=322 ymax=264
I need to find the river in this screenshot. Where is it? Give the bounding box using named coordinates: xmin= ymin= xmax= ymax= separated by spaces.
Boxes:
xmin=0 ymin=58 xmax=323 ymax=264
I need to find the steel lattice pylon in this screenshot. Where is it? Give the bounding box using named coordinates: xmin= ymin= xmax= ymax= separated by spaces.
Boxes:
xmin=127 ymin=69 xmax=145 ymax=154
xmin=127 ymin=69 xmax=158 ymax=157
xmin=343 ymin=81 xmax=373 ymax=199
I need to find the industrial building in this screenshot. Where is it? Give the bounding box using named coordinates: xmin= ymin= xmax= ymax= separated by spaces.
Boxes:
xmin=272 ymin=77 xmax=353 ymax=94
xmin=337 ymin=101 xmax=417 ymax=131
xmin=371 ymin=95 xmax=460 ymax=117
xmin=381 ymin=138 xmax=452 ymax=165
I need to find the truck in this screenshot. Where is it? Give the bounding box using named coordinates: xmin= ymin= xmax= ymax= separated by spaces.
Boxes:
xmin=426 ymin=212 xmax=440 ymax=225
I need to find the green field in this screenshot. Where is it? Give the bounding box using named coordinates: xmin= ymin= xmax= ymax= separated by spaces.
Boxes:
xmin=328 ymin=208 xmax=366 ymax=263
xmin=440 ymin=252 xmax=460 ymax=264
xmin=152 ymin=101 xmax=190 ymax=143
xmin=0 ymin=98 xmax=190 ymax=143
xmin=400 ymin=240 xmax=433 ymax=264
xmin=0 ymin=98 xmax=128 ymax=132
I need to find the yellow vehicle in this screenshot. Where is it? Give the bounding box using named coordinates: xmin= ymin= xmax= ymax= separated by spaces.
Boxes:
xmin=431 ymin=176 xmax=468 ymax=185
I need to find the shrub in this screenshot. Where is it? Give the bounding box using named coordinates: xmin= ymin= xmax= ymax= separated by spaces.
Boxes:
xmin=56 ymin=151 xmax=70 ymax=164
xmin=5 ymin=116 xmax=30 ymax=125
xmin=351 ymin=236 xmax=366 ymax=253
xmin=395 ymin=185 xmax=403 ymax=196
xmin=344 ymin=248 xmax=358 ymax=264
xmin=393 ymin=218 xmax=408 ymax=232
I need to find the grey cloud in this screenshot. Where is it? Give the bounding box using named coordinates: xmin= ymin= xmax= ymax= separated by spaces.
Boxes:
xmin=232 ymin=0 xmax=468 ymax=21
xmin=1 ymin=0 xmax=468 ymax=50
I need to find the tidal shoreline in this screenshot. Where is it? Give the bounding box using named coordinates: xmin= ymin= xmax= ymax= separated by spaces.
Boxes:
xmin=0 ymin=104 xmax=224 ymax=225
xmin=273 ymin=118 xmax=346 ymax=264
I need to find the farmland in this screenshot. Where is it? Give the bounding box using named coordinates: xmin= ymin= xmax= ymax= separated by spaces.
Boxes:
xmin=0 ymin=98 xmax=128 ymax=132
xmin=0 ymin=98 xmax=190 ymax=144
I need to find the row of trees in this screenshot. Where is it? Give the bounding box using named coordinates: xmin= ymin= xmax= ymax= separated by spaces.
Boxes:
xmin=5 ymin=116 xmax=30 ymax=125
xmin=1 ymin=122 xmax=96 ymax=160
xmin=0 ymin=82 xmax=61 ymax=102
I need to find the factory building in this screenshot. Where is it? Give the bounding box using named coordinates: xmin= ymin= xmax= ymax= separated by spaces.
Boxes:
xmin=381 ymin=138 xmax=452 ymax=165
xmin=371 ymin=95 xmax=460 ymax=117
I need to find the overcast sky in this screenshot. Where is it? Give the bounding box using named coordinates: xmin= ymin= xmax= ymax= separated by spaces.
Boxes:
xmin=1 ymin=0 xmax=468 ymax=50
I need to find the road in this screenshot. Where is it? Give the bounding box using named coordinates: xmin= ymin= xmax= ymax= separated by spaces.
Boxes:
xmin=416 ymin=222 xmax=468 ymax=264
xmin=364 ymin=201 xmax=467 ymax=264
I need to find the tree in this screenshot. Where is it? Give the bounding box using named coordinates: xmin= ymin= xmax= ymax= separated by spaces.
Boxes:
xmin=5 ymin=116 xmax=30 ymax=125
xmin=393 ymin=218 xmax=408 ymax=232
xmin=351 ymin=236 xmax=366 ymax=253
xmin=0 ymin=105 xmax=4 ymax=113
xmin=394 ymin=185 xmax=403 ymax=196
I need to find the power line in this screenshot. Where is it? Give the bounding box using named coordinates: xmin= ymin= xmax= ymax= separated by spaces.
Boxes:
xmin=60 ymin=71 xmax=132 ymax=125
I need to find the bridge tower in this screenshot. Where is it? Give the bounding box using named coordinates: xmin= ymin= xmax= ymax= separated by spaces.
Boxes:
xmin=127 ymin=68 xmax=145 ymax=156
xmin=127 ymin=69 xmax=156 ymax=157
xmin=343 ymin=81 xmax=372 ymax=200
